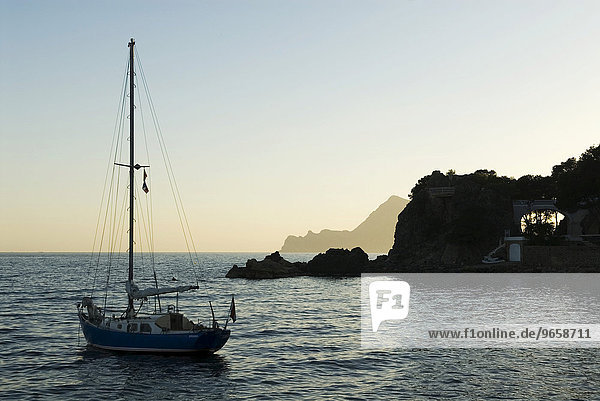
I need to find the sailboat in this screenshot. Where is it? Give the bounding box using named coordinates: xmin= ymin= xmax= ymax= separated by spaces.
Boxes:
xmin=78 ymin=39 xmax=233 ymax=353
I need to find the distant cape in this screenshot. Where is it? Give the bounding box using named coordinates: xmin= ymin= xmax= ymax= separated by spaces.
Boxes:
xmin=280 ymin=195 xmax=409 ymax=253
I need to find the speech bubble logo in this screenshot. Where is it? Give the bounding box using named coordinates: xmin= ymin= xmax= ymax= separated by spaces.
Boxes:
xmin=369 ymin=280 xmax=410 ymax=332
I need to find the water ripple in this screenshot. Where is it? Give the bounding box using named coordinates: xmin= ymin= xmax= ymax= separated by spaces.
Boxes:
xmin=0 ymin=253 xmax=599 ymax=400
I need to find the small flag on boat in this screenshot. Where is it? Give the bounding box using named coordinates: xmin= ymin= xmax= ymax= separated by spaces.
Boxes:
xmin=229 ymin=296 xmax=236 ymax=323
xmin=142 ymin=169 xmax=149 ymax=193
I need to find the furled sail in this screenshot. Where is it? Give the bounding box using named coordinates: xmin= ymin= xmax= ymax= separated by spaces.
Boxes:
xmin=126 ymin=282 xmax=199 ymax=299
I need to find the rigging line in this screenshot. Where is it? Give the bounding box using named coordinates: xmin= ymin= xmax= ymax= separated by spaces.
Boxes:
xmin=95 ymin=56 xmax=128 ymax=269
xmin=107 ymin=182 xmax=130 ymax=310
xmin=93 ymin=101 xmax=126 ymax=298
xmin=89 ymin=55 xmax=130 ymax=297
xmin=132 ymin=76 xmax=146 ymax=279
xmin=135 ymin=173 xmax=154 ymax=282
xmin=134 ymin=181 xmax=148 ymax=275
xmin=93 ymin=144 xmax=117 ymax=297
xmin=134 ymin=71 xmax=157 ymax=276
xmin=136 ymin=178 xmax=154 ymax=278
xmin=107 ymin=167 xmax=118 ymax=264
xmin=134 ymin=57 xmax=202 ymax=270
xmin=134 ymin=175 xmax=153 ymax=280
xmin=89 ymin=53 xmax=129 ymax=269
xmin=134 ymin=53 xmax=210 ymax=304
xmin=135 ymin=52 xmax=206 ymax=290
xmin=150 ymin=100 xmax=206 ymax=289
xmin=135 ymin=73 xmax=160 ymax=305
xmin=135 ymin=51 xmax=210 ymax=298
xmin=146 ymin=167 xmax=156 ymax=269
xmin=109 ymin=70 xmax=129 ymax=259
xmin=105 ymin=178 xmax=129 ymax=311
xmin=106 ymin=95 xmax=127 ymax=283
xmin=135 ymin=178 xmax=143 ymax=277
xmin=106 ymin=56 xmax=133 ymax=265
xmin=113 ymin=181 xmax=130 ymax=257
xmin=134 ymin=53 xmax=195 ymax=267
xmin=105 ymin=168 xmax=128 ymax=293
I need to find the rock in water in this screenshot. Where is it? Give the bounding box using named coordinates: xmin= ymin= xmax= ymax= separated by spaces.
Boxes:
xmin=225 ymin=251 xmax=307 ymax=279
xmin=225 ymin=248 xmax=371 ymax=279
xmin=306 ymin=247 xmax=369 ymax=276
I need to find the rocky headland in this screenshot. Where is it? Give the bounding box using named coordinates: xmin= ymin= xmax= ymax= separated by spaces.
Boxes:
xmin=227 ymin=170 xmax=523 ymax=278
xmin=388 ymin=169 xmax=513 ymax=267
xmin=226 ymin=145 xmax=600 ymax=278
xmin=280 ymin=195 xmax=408 ymax=253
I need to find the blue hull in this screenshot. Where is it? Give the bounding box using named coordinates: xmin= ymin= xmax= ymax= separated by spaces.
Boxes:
xmin=79 ymin=316 xmax=230 ymax=354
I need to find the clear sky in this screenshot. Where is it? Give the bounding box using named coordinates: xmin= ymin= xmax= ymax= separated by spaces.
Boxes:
xmin=1 ymin=0 xmax=599 ymax=252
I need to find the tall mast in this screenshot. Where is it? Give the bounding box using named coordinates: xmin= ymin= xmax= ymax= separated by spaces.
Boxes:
xmin=127 ymin=38 xmax=135 ymax=314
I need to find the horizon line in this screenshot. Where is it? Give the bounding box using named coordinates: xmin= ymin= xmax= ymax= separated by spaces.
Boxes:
xmin=0 ymin=250 xmax=304 ymax=254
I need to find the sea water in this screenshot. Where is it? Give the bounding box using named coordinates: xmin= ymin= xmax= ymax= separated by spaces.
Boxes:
xmin=0 ymin=253 xmax=598 ymax=400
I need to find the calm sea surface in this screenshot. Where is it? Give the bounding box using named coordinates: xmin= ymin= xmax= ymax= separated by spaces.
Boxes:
xmin=0 ymin=253 xmax=598 ymax=400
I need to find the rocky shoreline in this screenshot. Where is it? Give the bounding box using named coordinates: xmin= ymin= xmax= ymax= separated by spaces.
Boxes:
xmin=225 ymin=247 xmax=600 ymax=279
xmin=226 ymin=248 xmax=370 ymax=279
xmin=228 ymin=151 xmax=600 ymax=280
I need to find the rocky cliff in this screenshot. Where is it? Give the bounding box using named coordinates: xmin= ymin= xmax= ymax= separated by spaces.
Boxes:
xmin=388 ymin=170 xmax=514 ymax=266
xmin=281 ymin=195 xmax=409 ymax=253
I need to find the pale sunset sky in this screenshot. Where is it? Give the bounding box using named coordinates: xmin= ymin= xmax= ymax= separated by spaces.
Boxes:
xmin=1 ymin=1 xmax=599 ymax=252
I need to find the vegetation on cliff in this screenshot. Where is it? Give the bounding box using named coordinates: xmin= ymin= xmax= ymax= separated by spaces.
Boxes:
xmin=552 ymin=144 xmax=600 ymax=211
xmin=407 ymin=144 xmax=599 ymax=208
xmin=390 ymin=144 xmax=600 ymax=266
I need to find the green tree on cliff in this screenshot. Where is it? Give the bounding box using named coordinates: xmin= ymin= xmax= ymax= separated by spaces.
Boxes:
xmin=552 ymin=144 xmax=600 ymax=211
